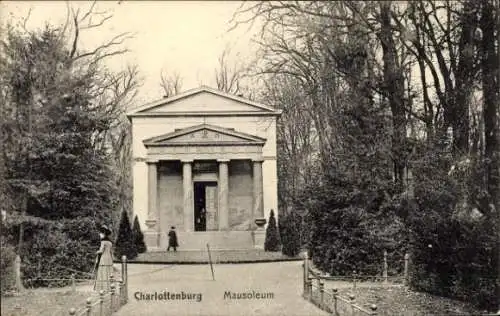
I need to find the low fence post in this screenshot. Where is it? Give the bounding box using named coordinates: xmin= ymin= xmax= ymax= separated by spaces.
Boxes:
xmin=349 ymin=294 xmax=356 ymax=316
xmin=303 ymin=252 xmax=309 ymax=297
xmin=86 ymin=297 xmax=92 ymax=316
xmin=315 ymin=275 xmax=319 ymax=303
xmin=383 ymin=250 xmax=388 ymax=285
xmin=71 ymin=274 xmax=76 ymax=293
xmin=121 ymin=255 xmax=128 ymax=304
xmin=307 ymin=276 xmax=313 ymax=301
xmin=352 ymin=270 xmax=357 ymax=290
xmin=14 ymin=255 xmax=23 ymax=292
xmin=119 ymin=281 xmax=125 ymax=307
xmin=332 ymin=289 xmax=338 ymax=314
xmin=110 ymin=275 xmax=115 ymax=313
xmin=110 ymin=282 xmax=116 ymax=314
xmin=319 ymin=278 xmax=324 ymax=308
xmin=404 ymin=253 xmax=409 ymax=286
xmin=99 ymin=290 xmax=105 ymax=316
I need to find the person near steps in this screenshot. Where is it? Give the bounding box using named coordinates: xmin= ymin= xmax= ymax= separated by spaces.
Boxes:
xmin=167 ymin=226 xmax=178 ymax=252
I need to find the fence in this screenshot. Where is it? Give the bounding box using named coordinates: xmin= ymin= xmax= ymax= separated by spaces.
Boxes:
xmin=10 ymin=256 xmax=129 ymax=316
xmin=65 ymin=255 xmax=128 ymax=316
xmin=302 ymin=252 xmax=410 ymax=315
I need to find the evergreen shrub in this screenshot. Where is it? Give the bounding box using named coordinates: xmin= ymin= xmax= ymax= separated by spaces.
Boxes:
xmin=115 ymin=210 xmax=138 ymax=260
xmin=264 ymin=210 xmax=281 ymax=251
xmin=279 ymin=213 xmax=301 ymax=257
xmin=132 ymin=215 xmax=147 ymax=254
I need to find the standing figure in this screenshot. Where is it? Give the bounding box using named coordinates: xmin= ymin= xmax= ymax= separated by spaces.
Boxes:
xmin=94 ymin=225 xmax=113 ymax=291
xmin=200 ymin=208 xmax=206 ymax=231
xmin=167 ymin=226 xmax=178 ymax=252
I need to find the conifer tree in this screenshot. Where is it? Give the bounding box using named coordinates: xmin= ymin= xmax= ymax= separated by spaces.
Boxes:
xmin=280 ymin=214 xmax=301 ymax=257
xmin=264 ymin=209 xmax=281 ymax=251
xmin=114 ymin=210 xmax=137 ymax=260
xmin=132 ymin=215 xmax=147 ymax=254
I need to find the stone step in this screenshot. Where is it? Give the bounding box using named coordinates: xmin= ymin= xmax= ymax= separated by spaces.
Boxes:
xmin=171 ymin=231 xmax=254 ymax=251
xmin=131 ymin=250 xmax=300 ymax=264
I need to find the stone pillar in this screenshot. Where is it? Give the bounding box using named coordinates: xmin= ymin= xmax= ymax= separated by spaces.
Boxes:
xmin=252 ymin=159 xmax=265 ymax=221
xmin=182 ymin=160 xmax=194 ymax=231
xmin=144 ymin=160 xmax=159 ymax=250
xmin=14 ymin=255 xmax=23 ymax=292
xmin=252 ymin=159 xmax=265 ymax=249
xmin=147 ymin=161 xmax=158 ymax=224
xmin=218 ymin=159 xmax=229 ymax=230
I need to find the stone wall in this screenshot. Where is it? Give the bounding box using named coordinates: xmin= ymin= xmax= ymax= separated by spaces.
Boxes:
xmin=131 ymin=115 xmax=278 ymax=230
xmin=228 ymin=160 xmax=253 ymax=230
xmin=131 ymin=114 xmax=278 ymax=232
xmin=157 ymin=161 xmax=183 ymax=248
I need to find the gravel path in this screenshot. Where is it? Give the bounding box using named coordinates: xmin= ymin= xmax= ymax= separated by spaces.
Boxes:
xmin=115 ymin=261 xmax=328 ymax=316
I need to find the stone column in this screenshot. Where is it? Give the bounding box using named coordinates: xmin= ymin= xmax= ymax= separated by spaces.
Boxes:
xmin=252 ymin=159 xmax=265 ymax=249
xmin=182 ymin=160 xmax=194 ymax=231
xmin=218 ymin=159 xmax=229 ymax=230
xmin=252 ymin=159 xmax=265 ymax=221
xmin=146 ymin=161 xmax=158 ymax=228
xmin=145 ymin=160 xmax=159 ymax=250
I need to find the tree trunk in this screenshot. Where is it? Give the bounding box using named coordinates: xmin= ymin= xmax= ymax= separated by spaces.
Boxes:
xmin=379 ymin=1 xmax=407 ymax=191
xmin=453 ymin=0 xmax=477 ymax=155
xmin=481 ymin=0 xmax=500 ymax=311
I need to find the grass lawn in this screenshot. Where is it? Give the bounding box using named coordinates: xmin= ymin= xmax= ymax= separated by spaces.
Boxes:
xmin=1 ymin=290 xmax=93 ymax=316
xmin=336 ymin=286 xmax=485 ymax=315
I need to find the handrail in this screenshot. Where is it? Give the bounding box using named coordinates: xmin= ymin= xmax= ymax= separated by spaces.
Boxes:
xmin=307 ymin=267 xmax=403 ymax=282
xmin=68 ymin=282 xmax=125 ymax=316
xmin=66 ymin=255 xmax=128 ymax=316
xmin=303 ymin=251 xmax=410 ymax=315
xmin=304 ymin=254 xmax=379 ymax=315
xmin=26 ymin=278 xmax=93 ymax=282
xmin=70 ymin=290 xmax=112 ymax=316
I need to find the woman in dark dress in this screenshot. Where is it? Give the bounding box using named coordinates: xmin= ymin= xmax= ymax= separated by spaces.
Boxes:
xmin=167 ymin=226 xmax=178 ymax=251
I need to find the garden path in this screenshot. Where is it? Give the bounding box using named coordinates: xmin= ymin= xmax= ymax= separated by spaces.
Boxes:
xmin=114 ymin=261 xmax=328 ymax=316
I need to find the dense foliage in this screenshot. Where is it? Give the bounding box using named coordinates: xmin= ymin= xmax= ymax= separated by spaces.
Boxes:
xmin=303 ymin=173 xmax=408 ymax=276
xmin=279 ymin=213 xmax=301 ymax=257
xmin=0 ymin=11 xmax=137 ymax=290
xmin=264 ymin=210 xmax=281 ymax=252
xmin=115 ymin=211 xmax=138 ymax=260
xmin=406 ymin=144 xmax=498 ymax=309
xmin=132 ymin=215 xmax=147 ymax=254
xmin=234 ymin=0 xmax=499 ymax=311
xmin=0 ymin=234 xmax=16 ymax=293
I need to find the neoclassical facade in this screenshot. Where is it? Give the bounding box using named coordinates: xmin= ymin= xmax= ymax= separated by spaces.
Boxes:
xmin=127 ymin=86 xmax=281 ymax=250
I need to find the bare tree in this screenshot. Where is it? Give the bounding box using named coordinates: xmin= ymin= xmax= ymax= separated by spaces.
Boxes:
xmin=231 ymin=1 xmax=499 ymax=311
xmin=159 ymin=69 xmax=183 ymax=98
xmin=214 ymin=45 xmax=245 ymax=95
xmin=480 ymin=1 xmax=500 ymax=309
xmin=65 ymin=1 xmax=133 ymax=67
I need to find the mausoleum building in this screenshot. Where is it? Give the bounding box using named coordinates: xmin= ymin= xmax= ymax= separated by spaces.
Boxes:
xmin=126 ymin=86 xmax=281 ymax=250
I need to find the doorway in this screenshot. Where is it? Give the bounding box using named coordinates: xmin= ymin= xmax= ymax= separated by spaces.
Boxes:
xmin=193 ymin=181 xmax=217 ymax=231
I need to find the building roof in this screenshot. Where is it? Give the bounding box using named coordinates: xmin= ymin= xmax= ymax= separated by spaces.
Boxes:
xmin=127 ymin=85 xmax=282 ymax=118
xmin=142 ymin=123 xmax=266 ymax=147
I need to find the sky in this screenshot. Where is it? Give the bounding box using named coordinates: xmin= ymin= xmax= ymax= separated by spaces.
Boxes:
xmin=0 ymin=1 xmax=261 ymax=106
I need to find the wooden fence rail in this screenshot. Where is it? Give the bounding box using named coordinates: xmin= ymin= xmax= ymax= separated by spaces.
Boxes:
xmin=302 ymin=251 xmax=410 ymax=315
xmin=66 ymin=255 xmax=128 ymax=316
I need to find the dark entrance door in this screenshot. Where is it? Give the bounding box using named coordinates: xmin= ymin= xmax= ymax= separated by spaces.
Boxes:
xmin=193 ymin=181 xmax=217 ymax=231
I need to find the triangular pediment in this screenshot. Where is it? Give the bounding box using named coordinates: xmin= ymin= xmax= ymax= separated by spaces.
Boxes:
xmin=143 ymin=124 xmax=266 ymax=146
xmin=127 ymin=86 xmax=282 ymax=117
